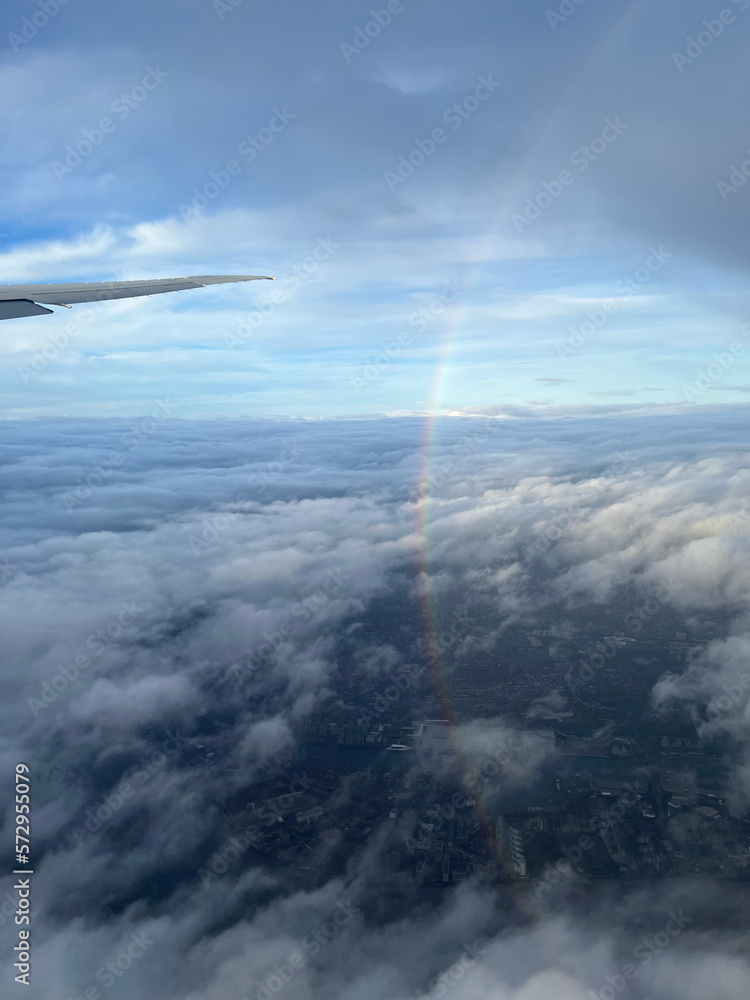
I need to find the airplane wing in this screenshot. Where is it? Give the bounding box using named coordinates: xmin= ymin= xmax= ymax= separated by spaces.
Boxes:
xmin=0 ymin=274 xmax=273 ymax=321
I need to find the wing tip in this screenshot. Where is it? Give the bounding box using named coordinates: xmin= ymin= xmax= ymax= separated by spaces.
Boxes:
xmin=187 ymin=274 xmax=275 ymax=283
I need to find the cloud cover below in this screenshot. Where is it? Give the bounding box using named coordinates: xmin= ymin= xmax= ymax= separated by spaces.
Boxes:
xmin=1 ymin=407 xmax=750 ymax=997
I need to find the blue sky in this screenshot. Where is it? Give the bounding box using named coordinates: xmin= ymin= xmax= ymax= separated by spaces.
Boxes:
xmin=1 ymin=0 xmax=750 ymax=418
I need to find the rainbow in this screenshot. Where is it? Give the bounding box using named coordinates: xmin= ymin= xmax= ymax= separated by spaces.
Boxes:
xmin=411 ymin=0 xmax=648 ymax=886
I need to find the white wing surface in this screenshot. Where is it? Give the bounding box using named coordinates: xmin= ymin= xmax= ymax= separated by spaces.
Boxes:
xmin=0 ymin=274 xmax=273 ymax=321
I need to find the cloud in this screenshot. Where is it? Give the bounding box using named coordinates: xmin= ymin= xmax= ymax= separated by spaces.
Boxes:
xmin=372 ymin=67 xmax=449 ymax=96
xmin=3 ymin=407 xmax=750 ymax=996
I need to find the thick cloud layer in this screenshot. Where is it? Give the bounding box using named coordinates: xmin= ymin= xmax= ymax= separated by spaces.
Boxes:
xmin=1 ymin=407 xmax=750 ymax=998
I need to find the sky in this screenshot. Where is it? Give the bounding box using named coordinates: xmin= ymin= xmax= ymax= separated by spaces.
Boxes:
xmin=1 ymin=0 xmax=750 ymax=418
xmin=3 ymin=3 xmax=750 ymax=999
